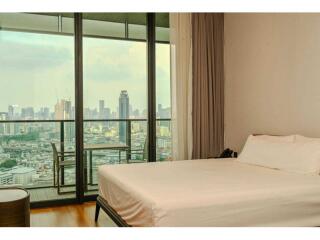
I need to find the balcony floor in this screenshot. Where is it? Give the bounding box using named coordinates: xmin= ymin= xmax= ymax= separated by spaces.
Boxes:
xmin=29 ymin=185 xmax=98 ymax=202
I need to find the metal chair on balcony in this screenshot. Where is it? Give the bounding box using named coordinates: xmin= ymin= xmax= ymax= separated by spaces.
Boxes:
xmin=51 ymin=142 xmax=76 ymax=195
xmin=128 ymin=138 xmax=148 ymax=163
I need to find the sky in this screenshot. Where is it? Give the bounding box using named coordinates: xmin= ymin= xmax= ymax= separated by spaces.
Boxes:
xmin=0 ymin=30 xmax=171 ymax=114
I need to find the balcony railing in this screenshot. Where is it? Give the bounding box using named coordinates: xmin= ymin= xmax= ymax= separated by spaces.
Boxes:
xmin=0 ymin=118 xmax=171 ymax=190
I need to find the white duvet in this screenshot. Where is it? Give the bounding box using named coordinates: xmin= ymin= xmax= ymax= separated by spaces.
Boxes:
xmin=98 ymin=159 xmax=320 ymax=226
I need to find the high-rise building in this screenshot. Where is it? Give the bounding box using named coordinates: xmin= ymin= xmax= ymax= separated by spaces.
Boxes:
xmin=7 ymin=105 xmax=20 ymax=135
xmin=0 ymin=112 xmax=8 ymax=135
xmin=92 ymin=108 xmax=98 ymax=119
xmin=99 ymin=100 xmax=105 ymax=119
xmin=54 ymin=99 xmax=72 ymax=120
xmin=8 ymin=104 xmax=19 ymax=120
xmin=10 ymin=167 xmax=36 ymax=186
xmin=39 ymin=107 xmax=50 ymax=120
xmin=54 ymin=100 xmax=64 ymax=120
xmin=157 ymin=104 xmax=171 ymax=127
xmin=158 ymin=104 xmax=171 ymax=118
xmin=54 ymin=99 xmax=74 ymax=140
xmin=64 ymin=100 xmax=72 ymax=120
xmin=21 ymin=107 xmax=34 ymax=120
xmin=118 ymin=90 xmax=129 ymax=143
xmin=98 ymin=100 xmax=111 ymax=119
xmin=8 ymin=105 xmax=14 ymax=119
xmin=0 ymin=112 xmax=8 ymax=120
xmin=0 ymin=172 xmax=13 ymax=185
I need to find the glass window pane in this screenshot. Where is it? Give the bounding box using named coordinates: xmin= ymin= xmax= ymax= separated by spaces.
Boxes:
xmin=83 ymin=19 xmax=125 ymax=38
xmin=0 ymin=13 xmax=59 ymax=32
xmin=61 ymin=16 xmax=74 ymax=34
xmin=83 ymin=13 xmax=148 ymax=195
xmin=156 ymin=14 xmax=171 ymax=161
xmin=156 ymin=26 xmax=170 ymax=42
xmin=83 ymin=38 xmax=147 ymax=121
xmin=128 ymin=24 xmax=146 ymax=40
xmin=0 ymin=13 xmax=76 ymax=202
xmin=0 ymin=13 xmax=74 ymax=35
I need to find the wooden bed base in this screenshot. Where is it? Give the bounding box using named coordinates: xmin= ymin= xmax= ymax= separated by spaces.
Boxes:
xmin=95 ymin=196 xmax=131 ymax=227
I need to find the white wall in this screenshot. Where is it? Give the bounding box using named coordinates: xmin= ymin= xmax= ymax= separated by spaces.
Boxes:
xmin=224 ymin=13 xmax=320 ymax=151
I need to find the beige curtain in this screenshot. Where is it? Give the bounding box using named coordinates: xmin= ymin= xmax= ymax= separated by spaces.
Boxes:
xmin=192 ymin=13 xmax=224 ymax=159
xmin=170 ymin=13 xmax=193 ymax=160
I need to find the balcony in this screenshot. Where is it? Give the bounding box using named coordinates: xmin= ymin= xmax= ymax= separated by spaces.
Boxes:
xmin=0 ymin=119 xmax=171 ymax=203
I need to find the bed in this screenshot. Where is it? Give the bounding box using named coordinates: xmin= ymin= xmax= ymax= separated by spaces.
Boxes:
xmin=95 ymin=158 xmax=320 ymax=227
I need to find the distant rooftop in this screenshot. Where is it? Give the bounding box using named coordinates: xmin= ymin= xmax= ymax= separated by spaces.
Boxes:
xmin=10 ymin=167 xmax=35 ymax=174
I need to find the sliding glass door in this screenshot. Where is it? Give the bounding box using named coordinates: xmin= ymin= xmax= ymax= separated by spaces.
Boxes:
xmin=82 ymin=13 xmax=149 ymax=195
xmin=0 ymin=13 xmax=77 ymax=204
xmin=0 ymin=12 xmax=171 ymax=205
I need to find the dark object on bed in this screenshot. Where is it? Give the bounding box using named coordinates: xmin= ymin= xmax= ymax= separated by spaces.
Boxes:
xmin=219 ymin=148 xmax=237 ymax=158
xmin=95 ymin=196 xmax=131 ymax=227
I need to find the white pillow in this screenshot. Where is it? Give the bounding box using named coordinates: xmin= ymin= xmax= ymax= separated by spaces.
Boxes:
xmin=255 ymin=134 xmax=295 ymax=142
xmin=295 ymin=134 xmax=320 ymax=143
xmin=237 ymin=135 xmax=291 ymax=170
xmin=284 ymin=141 xmax=320 ymax=174
xmin=237 ymin=135 xmax=320 ymax=174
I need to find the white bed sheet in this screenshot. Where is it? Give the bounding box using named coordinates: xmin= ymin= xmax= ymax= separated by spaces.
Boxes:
xmin=98 ymin=159 xmax=320 ymax=226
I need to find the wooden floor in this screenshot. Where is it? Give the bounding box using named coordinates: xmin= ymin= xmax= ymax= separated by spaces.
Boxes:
xmin=31 ymin=202 xmax=116 ymax=227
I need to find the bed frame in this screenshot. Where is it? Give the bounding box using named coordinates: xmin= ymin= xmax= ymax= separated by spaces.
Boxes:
xmin=95 ymin=196 xmax=131 ymax=227
xmin=95 ymin=135 xmax=301 ymax=227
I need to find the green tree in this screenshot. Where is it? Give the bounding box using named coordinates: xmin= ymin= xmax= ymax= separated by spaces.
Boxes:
xmin=0 ymin=160 xmax=17 ymax=168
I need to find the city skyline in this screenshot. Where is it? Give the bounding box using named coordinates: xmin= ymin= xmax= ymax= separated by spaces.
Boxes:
xmin=0 ymin=91 xmax=172 ymax=188
xmin=0 ymin=99 xmax=171 ymax=122
xmin=1 ymin=90 xmax=171 ymax=121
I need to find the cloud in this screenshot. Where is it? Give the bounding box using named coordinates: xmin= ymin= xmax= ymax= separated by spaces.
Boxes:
xmin=83 ymin=38 xmax=146 ymax=82
xmin=0 ymin=32 xmax=73 ymax=71
xmin=0 ymin=31 xmax=171 ymax=113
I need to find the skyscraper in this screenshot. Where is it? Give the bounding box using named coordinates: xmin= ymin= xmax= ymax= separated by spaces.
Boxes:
xmin=99 ymin=100 xmax=105 ymax=119
xmin=8 ymin=104 xmax=19 ymax=120
xmin=8 ymin=105 xmax=14 ymax=120
xmin=7 ymin=105 xmax=20 ymax=135
xmin=118 ymin=90 xmax=129 ymax=143
xmin=54 ymin=99 xmax=73 ymax=141
xmin=39 ymin=107 xmax=50 ymax=120
xmin=0 ymin=112 xmax=8 ymax=135
xmin=64 ymin=100 xmax=72 ymax=120
xmin=54 ymin=100 xmax=64 ymax=120
xmin=54 ymin=99 xmax=72 ymax=120
xmin=21 ymin=107 xmax=34 ymax=120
